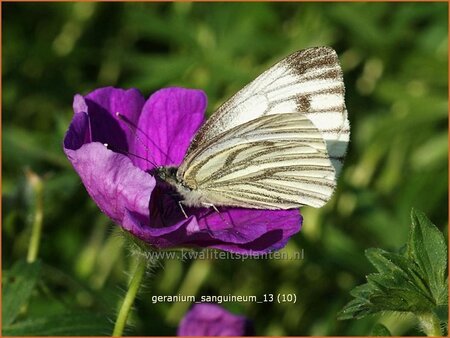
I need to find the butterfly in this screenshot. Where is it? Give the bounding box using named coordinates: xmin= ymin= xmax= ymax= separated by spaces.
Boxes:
xmin=156 ymin=46 xmax=349 ymax=210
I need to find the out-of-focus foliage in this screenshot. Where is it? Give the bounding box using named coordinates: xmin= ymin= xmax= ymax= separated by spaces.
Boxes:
xmin=3 ymin=2 xmax=448 ymax=336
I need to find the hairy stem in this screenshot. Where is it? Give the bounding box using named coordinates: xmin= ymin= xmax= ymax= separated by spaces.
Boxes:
xmin=417 ymin=312 xmax=442 ymax=337
xmin=112 ymin=256 xmax=147 ymax=337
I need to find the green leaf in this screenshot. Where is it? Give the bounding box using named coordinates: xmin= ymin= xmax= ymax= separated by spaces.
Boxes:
xmin=436 ymin=277 xmax=449 ymax=305
xmin=371 ymin=323 xmax=392 ymax=336
xmin=408 ymin=208 xmax=447 ymax=304
xmin=339 ymin=248 xmax=434 ymax=319
xmin=366 ymin=249 xmax=434 ymax=310
xmin=337 ymin=298 xmax=373 ymax=320
xmin=339 ymin=208 xmax=448 ymax=326
xmin=435 ymin=304 xmax=449 ymax=325
xmin=2 ymin=260 xmax=41 ymax=326
xmin=2 ymin=312 xmax=112 ymax=336
xmin=349 ymin=282 xmax=375 ymax=299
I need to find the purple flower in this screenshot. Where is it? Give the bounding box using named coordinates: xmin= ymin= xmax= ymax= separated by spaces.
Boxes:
xmin=178 ymin=303 xmax=253 ymax=336
xmin=63 ymin=87 xmax=302 ymax=254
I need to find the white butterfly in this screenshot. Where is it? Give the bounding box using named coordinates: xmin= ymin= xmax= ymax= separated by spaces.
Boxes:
xmin=156 ymin=46 xmax=349 ymax=210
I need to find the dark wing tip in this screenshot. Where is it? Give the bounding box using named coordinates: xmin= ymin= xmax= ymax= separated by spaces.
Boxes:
xmin=284 ymin=46 xmax=341 ymax=76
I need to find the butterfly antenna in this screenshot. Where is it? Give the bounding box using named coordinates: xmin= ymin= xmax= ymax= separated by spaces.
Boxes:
xmin=116 ymin=112 xmax=175 ymax=165
xmin=103 ymin=143 xmax=156 ymax=167
xmin=115 ymin=112 xmax=158 ymax=168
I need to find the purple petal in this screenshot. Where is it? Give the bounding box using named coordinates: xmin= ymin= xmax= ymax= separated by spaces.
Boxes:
xmin=185 ymin=209 xmax=301 ymax=254
xmin=207 ymin=209 xmax=301 ymax=254
xmin=131 ymin=87 xmax=206 ymax=171
xmin=64 ymin=110 xmax=90 ymax=150
xmin=64 ymin=142 xmax=155 ymax=223
xmin=122 ymin=210 xmax=194 ymax=248
xmin=83 ymin=87 xmax=146 ymax=153
xmin=178 ymin=304 xmax=253 ymax=336
xmin=73 ymin=94 xmax=88 ymax=114
xmin=121 ymin=197 xmax=301 ymax=253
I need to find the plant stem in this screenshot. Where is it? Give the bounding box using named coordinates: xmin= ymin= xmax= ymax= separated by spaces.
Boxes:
xmin=417 ymin=312 xmax=442 ymax=337
xmin=112 ymin=256 xmax=147 ymax=337
xmin=26 ymin=170 xmax=44 ymax=263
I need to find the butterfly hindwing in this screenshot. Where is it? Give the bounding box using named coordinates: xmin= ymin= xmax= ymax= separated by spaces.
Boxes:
xmin=178 ymin=113 xmax=336 ymax=209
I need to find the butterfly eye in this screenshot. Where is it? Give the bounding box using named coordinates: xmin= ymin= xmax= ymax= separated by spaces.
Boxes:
xmin=155 ymin=167 xmax=165 ymax=179
xmin=168 ymin=167 xmax=177 ymax=177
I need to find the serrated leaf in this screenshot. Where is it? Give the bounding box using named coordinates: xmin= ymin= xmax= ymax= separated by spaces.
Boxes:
xmin=337 ymin=298 xmax=372 ymax=320
xmin=366 ymin=248 xmax=434 ymax=308
xmin=408 ymin=208 xmax=447 ymax=304
xmin=339 ymin=209 xmax=448 ymax=323
xmin=2 ymin=312 xmax=112 ymax=336
xmin=436 ymin=277 xmax=449 ymax=305
xmin=435 ymin=304 xmax=449 ymax=324
xmin=349 ymin=282 xmax=375 ymax=299
xmin=2 ymin=260 xmax=41 ymax=326
xmin=371 ymin=323 xmax=391 ymax=336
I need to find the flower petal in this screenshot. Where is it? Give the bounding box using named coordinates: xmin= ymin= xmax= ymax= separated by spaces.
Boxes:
xmin=194 ymin=209 xmax=301 ymax=254
xmin=64 ymin=110 xmax=90 ymax=150
xmin=196 ymin=208 xmax=299 ymax=244
xmin=73 ymin=94 xmax=88 ymax=115
xmin=83 ymin=87 xmax=146 ymax=152
xmin=178 ymin=304 xmax=253 ymax=336
xmin=122 ymin=210 xmax=195 ymax=248
xmin=121 ymin=198 xmax=301 ymax=254
xmin=64 ymin=142 xmax=155 ymax=223
xmin=131 ymin=87 xmax=207 ymax=171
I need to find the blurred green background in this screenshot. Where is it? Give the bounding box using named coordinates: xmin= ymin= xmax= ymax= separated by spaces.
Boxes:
xmin=3 ymin=2 xmax=448 ymax=336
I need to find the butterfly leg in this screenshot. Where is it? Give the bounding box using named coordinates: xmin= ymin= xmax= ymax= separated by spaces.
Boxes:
xmin=201 ymin=203 xmax=234 ymax=230
xmin=200 ymin=203 xmax=229 ymax=236
xmin=201 ymin=202 xmax=220 ymax=214
xmin=200 ymin=203 xmax=247 ymax=241
xmin=178 ymin=201 xmax=189 ymax=219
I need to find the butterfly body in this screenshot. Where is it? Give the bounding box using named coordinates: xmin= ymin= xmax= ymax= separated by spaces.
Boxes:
xmin=156 ymin=47 xmax=349 ymax=211
xmin=155 ymin=166 xmax=208 ymax=208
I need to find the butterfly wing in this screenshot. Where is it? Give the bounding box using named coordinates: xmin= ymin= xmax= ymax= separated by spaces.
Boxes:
xmin=186 ymin=46 xmax=349 ymax=176
xmin=178 ymin=113 xmax=336 ymax=209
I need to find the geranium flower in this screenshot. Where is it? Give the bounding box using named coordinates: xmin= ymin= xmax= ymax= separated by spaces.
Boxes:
xmin=63 ymin=87 xmax=301 ymax=254
xmin=177 ymin=303 xmax=253 ymax=336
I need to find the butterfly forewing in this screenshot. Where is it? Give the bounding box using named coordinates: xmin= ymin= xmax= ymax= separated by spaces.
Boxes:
xmin=185 ymin=46 xmax=349 ymax=177
xmin=178 ymin=114 xmax=336 ymax=209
